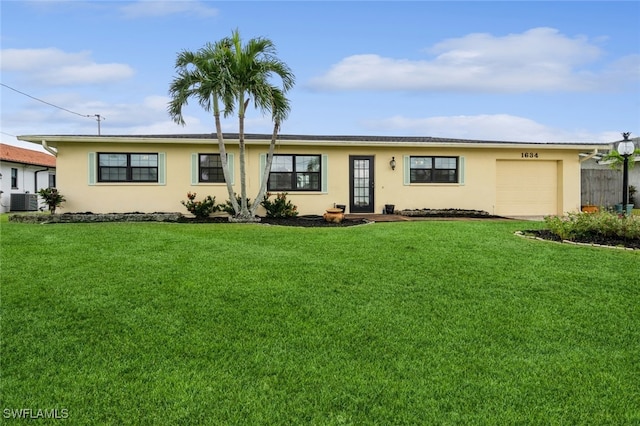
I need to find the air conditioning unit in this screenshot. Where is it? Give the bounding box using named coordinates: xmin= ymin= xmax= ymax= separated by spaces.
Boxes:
xmin=10 ymin=193 xmax=38 ymax=211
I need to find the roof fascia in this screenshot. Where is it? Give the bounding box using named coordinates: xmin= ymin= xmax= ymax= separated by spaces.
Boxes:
xmin=17 ymin=135 xmax=610 ymax=151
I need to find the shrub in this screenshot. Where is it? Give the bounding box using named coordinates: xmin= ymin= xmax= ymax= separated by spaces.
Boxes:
xmin=221 ymin=194 xmax=252 ymax=215
xmin=37 ymin=187 xmax=65 ymax=214
xmin=544 ymin=210 xmax=640 ymax=241
xmin=181 ymin=192 xmax=219 ymax=219
xmin=260 ymin=192 xmax=298 ymax=218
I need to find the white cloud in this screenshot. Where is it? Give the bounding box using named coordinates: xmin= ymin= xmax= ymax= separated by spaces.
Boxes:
xmin=598 ymin=54 xmax=640 ymax=91
xmin=1 ymin=48 xmax=86 ymax=70
xmin=48 ymin=63 xmax=134 ymax=85
xmin=363 ymin=114 xmax=613 ymax=143
xmin=76 ymin=95 xmax=217 ymax=135
xmin=1 ymin=48 xmax=134 ymax=85
xmin=120 ymin=0 xmax=218 ymax=19
xmin=309 ymin=27 xmax=614 ymax=93
xmin=87 ymin=96 xmax=171 ymax=128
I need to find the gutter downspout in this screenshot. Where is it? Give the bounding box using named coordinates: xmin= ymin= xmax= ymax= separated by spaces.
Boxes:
xmin=42 ymin=139 xmax=58 ymax=157
xmin=34 ymin=168 xmax=50 ymax=192
xmin=34 ymin=168 xmax=50 ymax=211
xmin=39 ymin=140 xmax=57 ymax=211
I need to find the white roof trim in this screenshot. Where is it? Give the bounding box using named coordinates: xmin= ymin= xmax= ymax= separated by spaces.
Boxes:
xmin=17 ymin=134 xmax=611 ymax=151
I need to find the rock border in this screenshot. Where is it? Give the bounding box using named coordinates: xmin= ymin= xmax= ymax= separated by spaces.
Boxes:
xmin=514 ymin=231 xmax=637 ymax=251
xmin=9 ymin=212 xmax=184 ymax=224
xmin=9 ymin=208 xmax=500 ymax=224
xmin=7 ymin=212 xmax=370 ymax=227
xmin=398 ymin=208 xmax=497 ymax=218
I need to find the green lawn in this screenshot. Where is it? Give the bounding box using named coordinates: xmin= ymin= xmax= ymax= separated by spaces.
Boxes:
xmin=1 ymin=219 xmax=638 ymax=425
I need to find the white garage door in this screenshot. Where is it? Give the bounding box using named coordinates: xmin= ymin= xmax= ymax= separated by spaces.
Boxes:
xmin=496 ymin=160 xmax=558 ymax=216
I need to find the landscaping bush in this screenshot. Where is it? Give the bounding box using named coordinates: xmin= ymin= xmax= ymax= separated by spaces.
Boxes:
xmin=180 ymin=192 xmax=219 ymax=219
xmin=260 ymin=192 xmax=298 ymax=218
xmin=544 ymin=210 xmax=640 ymax=241
xmin=37 ymin=187 xmax=65 ymax=214
xmin=221 ymin=194 xmax=252 ymax=216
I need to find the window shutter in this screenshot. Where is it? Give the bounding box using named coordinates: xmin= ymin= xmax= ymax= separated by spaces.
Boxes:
xmin=158 ymin=152 xmax=166 ymax=185
xmin=459 ymin=156 xmax=465 ymax=185
xmin=88 ymin=152 xmax=96 ymax=185
xmin=227 ymin=153 xmax=235 ymax=185
xmin=259 ymin=153 xmax=266 ymax=186
xmin=191 ymin=153 xmax=199 ymax=185
xmin=403 ymin=155 xmax=410 ymax=185
xmin=322 ymin=154 xmax=328 ymax=193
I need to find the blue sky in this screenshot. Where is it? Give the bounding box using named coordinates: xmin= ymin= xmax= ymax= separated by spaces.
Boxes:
xmin=1 ymin=0 xmax=639 ymax=151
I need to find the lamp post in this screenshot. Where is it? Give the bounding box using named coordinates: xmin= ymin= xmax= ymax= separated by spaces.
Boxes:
xmin=618 ymin=132 xmax=635 ymax=215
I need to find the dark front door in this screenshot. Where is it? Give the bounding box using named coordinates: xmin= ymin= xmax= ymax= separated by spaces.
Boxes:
xmin=349 ymin=155 xmax=375 ymax=213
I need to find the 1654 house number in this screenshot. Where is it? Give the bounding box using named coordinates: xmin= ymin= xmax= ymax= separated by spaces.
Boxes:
xmin=521 ymin=152 xmax=539 ymax=158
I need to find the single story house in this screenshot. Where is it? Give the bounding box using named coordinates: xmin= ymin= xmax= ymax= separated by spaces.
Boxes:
xmin=0 ymin=143 xmax=57 ymax=213
xmin=17 ymin=134 xmax=610 ymax=217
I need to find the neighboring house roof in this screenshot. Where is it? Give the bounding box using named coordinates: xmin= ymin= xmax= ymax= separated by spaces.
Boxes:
xmin=0 ymin=144 xmax=56 ymax=168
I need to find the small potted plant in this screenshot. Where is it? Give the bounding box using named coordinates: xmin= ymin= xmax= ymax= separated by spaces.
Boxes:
xmin=37 ymin=187 xmax=65 ymax=214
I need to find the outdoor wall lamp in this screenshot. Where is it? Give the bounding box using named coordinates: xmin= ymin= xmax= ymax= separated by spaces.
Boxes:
xmin=390 ymin=156 xmax=396 ymax=171
xmin=619 ymin=132 xmax=635 ymax=214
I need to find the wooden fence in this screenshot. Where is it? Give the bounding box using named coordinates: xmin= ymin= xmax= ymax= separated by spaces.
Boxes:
xmin=581 ymin=169 xmax=624 ymax=207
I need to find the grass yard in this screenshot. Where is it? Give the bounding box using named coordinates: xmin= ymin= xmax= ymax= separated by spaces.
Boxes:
xmin=1 ymin=218 xmax=638 ymax=425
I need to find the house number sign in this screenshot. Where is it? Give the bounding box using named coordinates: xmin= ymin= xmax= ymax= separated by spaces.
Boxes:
xmin=521 ymin=152 xmax=539 ymax=158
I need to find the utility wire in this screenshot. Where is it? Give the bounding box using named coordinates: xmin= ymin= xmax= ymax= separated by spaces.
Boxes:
xmin=1 ymin=83 xmax=105 ymax=134
xmin=1 ymin=83 xmax=95 ymax=119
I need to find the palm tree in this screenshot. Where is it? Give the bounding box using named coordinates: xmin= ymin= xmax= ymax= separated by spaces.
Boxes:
xmin=168 ymin=30 xmax=295 ymax=221
xmin=169 ymin=39 xmax=238 ymax=211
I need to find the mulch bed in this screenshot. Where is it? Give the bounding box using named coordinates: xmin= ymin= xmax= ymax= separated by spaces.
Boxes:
xmin=523 ymin=229 xmax=640 ymax=250
xmin=177 ymin=215 xmax=370 ymax=227
xmin=179 ymin=209 xmax=503 ymax=227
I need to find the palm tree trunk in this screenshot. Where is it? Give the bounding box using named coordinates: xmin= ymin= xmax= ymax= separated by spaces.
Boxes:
xmin=250 ymin=121 xmax=280 ymax=216
xmin=213 ymin=98 xmax=239 ymax=214
xmin=236 ymin=93 xmax=252 ymax=220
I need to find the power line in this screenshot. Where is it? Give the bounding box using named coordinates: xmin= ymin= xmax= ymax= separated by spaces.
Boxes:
xmin=1 ymin=83 xmax=105 ymax=134
xmin=1 ymin=83 xmax=94 ymax=118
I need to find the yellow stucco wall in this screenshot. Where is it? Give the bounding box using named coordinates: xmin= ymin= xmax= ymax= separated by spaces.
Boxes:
xmin=47 ymin=139 xmax=584 ymax=217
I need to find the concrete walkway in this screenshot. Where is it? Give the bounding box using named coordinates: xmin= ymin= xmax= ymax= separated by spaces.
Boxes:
xmin=344 ymin=214 xmax=414 ymax=222
xmin=344 ymin=213 xmax=541 ymax=222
